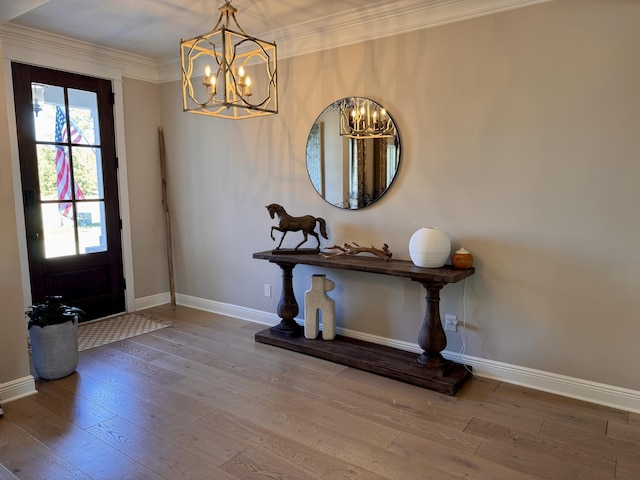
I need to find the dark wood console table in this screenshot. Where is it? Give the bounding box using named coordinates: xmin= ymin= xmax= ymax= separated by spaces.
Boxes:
xmin=253 ymin=250 xmax=475 ymax=395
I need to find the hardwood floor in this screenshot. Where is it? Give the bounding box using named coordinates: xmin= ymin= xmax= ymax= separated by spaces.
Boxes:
xmin=1 ymin=305 xmax=638 ymax=479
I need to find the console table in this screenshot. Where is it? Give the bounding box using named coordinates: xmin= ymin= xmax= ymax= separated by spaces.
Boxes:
xmin=253 ymin=250 xmax=475 ymax=395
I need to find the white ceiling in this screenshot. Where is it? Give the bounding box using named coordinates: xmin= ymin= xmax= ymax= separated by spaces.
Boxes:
xmin=1 ymin=0 xmax=550 ymax=61
xmin=2 ymin=0 xmax=404 ymax=59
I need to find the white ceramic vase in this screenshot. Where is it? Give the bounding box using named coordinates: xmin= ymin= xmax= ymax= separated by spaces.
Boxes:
xmin=409 ymin=227 xmax=451 ymax=268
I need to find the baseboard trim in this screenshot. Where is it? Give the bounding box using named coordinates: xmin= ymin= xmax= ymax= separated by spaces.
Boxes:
xmin=138 ymin=293 xmax=640 ymax=413
xmin=444 ymin=351 xmax=640 ymax=414
xmin=175 ymin=294 xmax=278 ymax=326
xmin=135 ymin=292 xmax=172 ymax=311
xmin=0 ymin=376 xmax=37 ymax=403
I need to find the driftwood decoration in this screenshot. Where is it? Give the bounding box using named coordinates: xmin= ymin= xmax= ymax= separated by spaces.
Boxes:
xmin=158 ymin=127 xmax=176 ymax=309
xmin=321 ymin=242 xmax=392 ymax=261
xmin=266 ymin=203 xmax=329 ymax=251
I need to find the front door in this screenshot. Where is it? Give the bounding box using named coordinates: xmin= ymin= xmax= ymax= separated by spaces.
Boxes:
xmin=12 ymin=63 xmax=125 ymax=321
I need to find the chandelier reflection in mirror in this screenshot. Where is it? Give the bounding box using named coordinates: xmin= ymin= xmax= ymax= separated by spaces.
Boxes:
xmin=180 ymin=0 xmax=277 ymax=119
xmin=307 ymin=97 xmax=401 ymax=210
xmin=340 ymin=97 xmax=397 ymax=138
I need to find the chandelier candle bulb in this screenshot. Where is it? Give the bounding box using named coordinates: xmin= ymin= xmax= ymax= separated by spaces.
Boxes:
xmin=237 ymin=65 xmax=245 ymax=85
xmin=203 ymin=65 xmax=216 ymax=93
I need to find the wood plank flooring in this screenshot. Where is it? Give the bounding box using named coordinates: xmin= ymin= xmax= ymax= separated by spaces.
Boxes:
xmin=1 ymin=305 xmax=638 ymax=479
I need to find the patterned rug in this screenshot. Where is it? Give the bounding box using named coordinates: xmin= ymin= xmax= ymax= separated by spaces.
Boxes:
xmin=78 ymin=312 xmax=171 ymax=351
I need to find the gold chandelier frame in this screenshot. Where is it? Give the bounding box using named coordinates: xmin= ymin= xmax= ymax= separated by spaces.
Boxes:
xmin=181 ymin=0 xmax=278 ymax=119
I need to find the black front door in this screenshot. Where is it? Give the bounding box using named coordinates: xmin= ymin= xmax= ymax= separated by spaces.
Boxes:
xmin=12 ymin=62 xmax=125 ymax=320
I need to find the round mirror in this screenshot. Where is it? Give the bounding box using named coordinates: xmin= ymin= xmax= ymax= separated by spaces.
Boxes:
xmin=306 ymin=97 xmax=401 ymax=209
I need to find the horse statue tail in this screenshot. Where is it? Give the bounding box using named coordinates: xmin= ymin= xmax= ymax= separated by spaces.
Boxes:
xmin=317 ymin=217 xmax=329 ymax=239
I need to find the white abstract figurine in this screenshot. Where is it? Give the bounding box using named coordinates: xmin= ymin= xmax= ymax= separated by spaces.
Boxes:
xmin=304 ymin=274 xmax=336 ymax=340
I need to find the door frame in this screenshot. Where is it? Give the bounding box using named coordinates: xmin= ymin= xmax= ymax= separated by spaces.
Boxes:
xmin=2 ymin=55 xmax=136 ymax=312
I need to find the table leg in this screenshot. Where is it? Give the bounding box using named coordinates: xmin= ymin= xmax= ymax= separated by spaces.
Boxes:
xmin=270 ymin=262 xmax=303 ymax=337
xmin=415 ymin=281 xmax=448 ymax=369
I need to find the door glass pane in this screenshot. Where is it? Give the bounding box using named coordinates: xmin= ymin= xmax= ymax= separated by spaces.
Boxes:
xmin=36 ymin=144 xmax=61 ymax=201
xmin=36 ymin=141 xmax=82 ymax=211
xmin=33 ymin=84 xmax=63 ymax=142
xmin=34 ymin=86 xmax=106 ymax=260
xmin=68 ymin=89 xmax=99 ymax=144
xmin=72 ymin=146 xmax=103 ymax=199
xmin=42 ymin=203 xmax=76 ymax=258
xmin=78 ymin=201 xmax=107 ymax=254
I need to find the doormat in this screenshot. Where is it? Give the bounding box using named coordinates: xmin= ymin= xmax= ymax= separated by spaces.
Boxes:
xmin=78 ymin=313 xmax=172 ymax=351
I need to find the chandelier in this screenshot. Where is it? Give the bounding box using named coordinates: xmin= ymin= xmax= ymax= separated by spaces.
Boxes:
xmin=339 ymin=98 xmax=397 ymax=138
xmin=180 ymin=0 xmax=277 ymax=119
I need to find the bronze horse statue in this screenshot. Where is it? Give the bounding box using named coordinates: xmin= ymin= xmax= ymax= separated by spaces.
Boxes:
xmin=266 ymin=203 xmax=328 ymax=250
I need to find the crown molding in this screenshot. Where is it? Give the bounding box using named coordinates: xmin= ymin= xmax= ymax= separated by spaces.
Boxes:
xmin=2 ymin=0 xmax=551 ymax=85
xmin=0 ymin=23 xmax=159 ymax=83
xmin=274 ymin=0 xmax=552 ymax=60
xmin=158 ymin=0 xmax=551 ymax=83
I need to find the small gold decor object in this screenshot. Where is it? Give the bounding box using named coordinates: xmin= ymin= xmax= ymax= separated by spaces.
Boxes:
xmin=451 ymin=247 xmax=474 ymax=269
xmin=180 ymin=0 xmax=277 ymax=119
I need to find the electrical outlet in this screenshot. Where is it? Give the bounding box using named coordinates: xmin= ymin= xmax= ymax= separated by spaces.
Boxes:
xmin=444 ymin=314 xmax=459 ymax=332
xmin=264 ymin=284 xmax=271 ymax=297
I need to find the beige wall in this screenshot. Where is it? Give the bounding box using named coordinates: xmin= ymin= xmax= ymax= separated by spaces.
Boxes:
xmin=159 ymin=0 xmax=640 ymax=391
xmin=122 ymin=78 xmax=168 ymax=298
xmin=0 ymin=47 xmax=31 ymax=384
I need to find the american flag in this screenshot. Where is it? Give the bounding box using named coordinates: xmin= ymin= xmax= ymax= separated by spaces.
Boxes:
xmin=55 ymin=106 xmax=84 ymax=218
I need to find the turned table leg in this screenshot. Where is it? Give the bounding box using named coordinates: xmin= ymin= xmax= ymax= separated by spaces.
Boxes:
xmin=415 ymin=281 xmax=448 ymax=369
xmin=270 ymin=261 xmax=303 ymax=337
